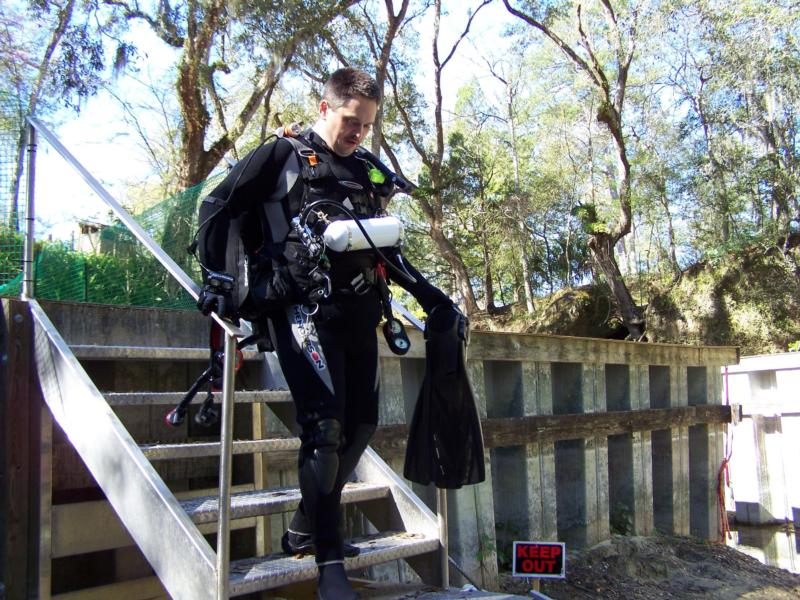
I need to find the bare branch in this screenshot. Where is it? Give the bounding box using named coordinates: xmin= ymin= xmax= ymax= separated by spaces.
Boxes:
xmin=440 ymin=0 xmax=492 ymax=70
xmin=576 ymin=4 xmax=610 ymax=98
xmin=502 ymin=0 xmax=603 ymax=90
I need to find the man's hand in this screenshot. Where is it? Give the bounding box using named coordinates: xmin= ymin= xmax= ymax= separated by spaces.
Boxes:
xmin=197 ymin=271 xmax=235 ymax=317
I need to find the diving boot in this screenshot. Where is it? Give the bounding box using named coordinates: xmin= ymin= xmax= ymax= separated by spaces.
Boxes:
xmin=281 ymin=530 xmax=360 ymax=558
xmin=317 ymin=562 xmax=357 ymax=600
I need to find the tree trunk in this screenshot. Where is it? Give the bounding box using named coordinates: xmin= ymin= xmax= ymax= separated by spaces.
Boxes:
xmin=430 ymin=221 xmax=480 ymax=315
xmin=589 ymin=232 xmax=645 ymax=340
xmin=483 ymin=231 xmax=496 ymax=312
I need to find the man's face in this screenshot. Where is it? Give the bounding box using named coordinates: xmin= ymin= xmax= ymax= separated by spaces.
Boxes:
xmin=318 ymin=95 xmax=378 ymax=157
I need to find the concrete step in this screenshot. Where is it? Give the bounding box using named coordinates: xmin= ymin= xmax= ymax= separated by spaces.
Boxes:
xmin=229 ymin=531 xmax=439 ymax=596
xmin=182 ymin=482 xmax=390 ymax=524
xmin=105 ymin=390 xmax=292 ymax=406
xmin=69 ymin=344 xmax=262 ymax=361
xmin=140 ymin=437 xmax=300 ymax=460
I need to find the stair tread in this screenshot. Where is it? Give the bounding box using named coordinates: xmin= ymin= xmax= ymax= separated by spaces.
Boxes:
xmin=182 ymin=482 xmax=390 ymax=523
xmin=229 ymin=531 xmax=439 ymax=596
xmin=105 ymin=390 xmax=291 ymax=406
xmin=140 ymin=437 xmax=299 ymax=460
xmin=70 ymin=344 xmax=262 ymax=361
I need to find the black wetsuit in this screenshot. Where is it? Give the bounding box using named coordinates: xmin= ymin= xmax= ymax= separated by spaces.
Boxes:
xmin=197 ymin=131 xmax=450 ymax=564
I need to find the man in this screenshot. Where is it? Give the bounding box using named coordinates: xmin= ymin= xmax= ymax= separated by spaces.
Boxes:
xmin=194 ymin=68 xmax=452 ymax=599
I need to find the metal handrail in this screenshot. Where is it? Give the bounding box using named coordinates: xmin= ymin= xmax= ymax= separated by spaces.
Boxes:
xmin=29 ymin=298 xmax=217 ymax=600
xmin=25 ymin=116 xmax=452 ymax=594
xmin=22 ymin=126 xmax=36 ymax=299
xmin=24 ymin=117 xmax=239 ymax=599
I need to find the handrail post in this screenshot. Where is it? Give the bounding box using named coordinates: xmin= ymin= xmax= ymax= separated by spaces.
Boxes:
xmin=23 ymin=123 xmax=37 ymax=299
xmin=216 ymin=331 xmax=237 ymax=599
xmin=437 ymin=489 xmax=449 ymax=589
xmin=392 ymin=300 xmax=451 ymax=589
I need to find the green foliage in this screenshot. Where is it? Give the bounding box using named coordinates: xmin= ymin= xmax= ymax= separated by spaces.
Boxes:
xmin=0 ymin=237 xmax=194 ymax=309
xmin=0 ymin=227 xmax=24 ymax=284
xmin=5 ymin=0 xmax=800 ymax=347
xmin=646 ymin=247 xmax=800 ymax=353
xmin=610 ymin=502 xmax=634 ymax=536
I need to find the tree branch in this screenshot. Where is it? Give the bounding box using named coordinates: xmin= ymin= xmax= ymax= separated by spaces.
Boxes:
xmin=502 ymin=0 xmax=603 ymax=90
xmin=440 ymin=0 xmax=492 ymax=69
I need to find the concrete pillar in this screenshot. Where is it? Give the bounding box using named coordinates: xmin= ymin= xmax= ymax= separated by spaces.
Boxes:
xmin=489 ymin=360 xmax=556 ymax=558
xmin=688 ymin=366 xmax=723 ymax=540
xmin=751 ymin=415 xmax=791 ymax=523
xmin=553 ymin=362 xmax=609 ymax=549
xmin=737 ymin=526 xmax=798 ymax=573
xmin=630 ymin=365 xmax=654 ymax=536
xmin=444 ymin=359 xmax=498 ymax=590
xmin=553 ymin=362 xmax=584 ymax=547
xmin=608 ymin=364 xmax=653 ymax=536
xmin=583 ymin=363 xmax=610 ymax=547
xmin=607 ymin=364 xmax=633 ymax=535
xmin=660 ymin=365 xmax=690 ymax=536
xmin=523 ymin=362 xmax=557 ymax=542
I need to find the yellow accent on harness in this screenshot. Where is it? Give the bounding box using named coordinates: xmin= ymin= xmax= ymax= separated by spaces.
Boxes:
xmin=367 ymin=164 xmax=386 ymax=184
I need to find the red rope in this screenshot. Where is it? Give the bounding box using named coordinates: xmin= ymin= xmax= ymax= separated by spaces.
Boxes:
xmin=717 ymin=366 xmax=734 ymax=541
xmin=718 ymin=456 xmax=732 ymax=541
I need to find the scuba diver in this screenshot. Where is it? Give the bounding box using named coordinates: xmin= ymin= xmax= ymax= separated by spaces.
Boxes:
xmin=193 ymin=68 xmax=456 ymax=600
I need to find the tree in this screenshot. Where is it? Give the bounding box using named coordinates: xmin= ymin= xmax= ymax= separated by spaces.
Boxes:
xmin=80 ymin=0 xmax=360 ymax=264
xmin=381 ymin=0 xmax=491 ymax=315
xmin=2 ymin=0 xmax=78 ymax=230
xmin=504 ymin=0 xmax=647 ymax=338
xmin=662 ymin=0 xmax=800 ymax=262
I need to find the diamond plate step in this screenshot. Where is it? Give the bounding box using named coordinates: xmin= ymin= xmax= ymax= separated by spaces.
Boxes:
xmin=181 ymin=482 xmax=390 ymax=524
xmin=105 ymin=390 xmax=292 ymax=406
xmin=229 ymin=531 xmax=439 ymax=596
xmin=70 ymin=344 xmax=262 ymax=361
xmin=140 ymin=437 xmax=300 ymax=460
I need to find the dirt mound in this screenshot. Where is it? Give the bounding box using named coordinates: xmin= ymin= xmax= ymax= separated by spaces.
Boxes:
xmin=500 ymin=535 xmax=800 ymax=599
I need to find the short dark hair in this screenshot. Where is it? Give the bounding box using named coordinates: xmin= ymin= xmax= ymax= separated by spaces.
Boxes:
xmin=323 ymin=68 xmax=380 ymax=108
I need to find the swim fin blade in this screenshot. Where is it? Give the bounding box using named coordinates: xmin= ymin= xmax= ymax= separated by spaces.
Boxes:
xmin=403 ymin=304 xmax=486 ymax=489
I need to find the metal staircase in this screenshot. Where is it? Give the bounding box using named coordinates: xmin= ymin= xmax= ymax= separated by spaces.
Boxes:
xmin=23 ymin=118 xmax=446 ymax=599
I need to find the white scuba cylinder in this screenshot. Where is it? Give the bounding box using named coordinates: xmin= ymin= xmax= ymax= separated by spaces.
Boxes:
xmin=322 ymin=216 xmax=403 ymax=252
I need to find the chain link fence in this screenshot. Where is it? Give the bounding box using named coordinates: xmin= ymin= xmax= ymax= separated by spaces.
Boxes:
xmin=0 ymin=92 xmax=26 ymax=292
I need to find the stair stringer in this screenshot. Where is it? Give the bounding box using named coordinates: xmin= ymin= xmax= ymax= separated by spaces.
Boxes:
xmin=354 ymin=447 xmax=443 ymax=586
xmin=29 ymin=299 xmax=218 ymax=600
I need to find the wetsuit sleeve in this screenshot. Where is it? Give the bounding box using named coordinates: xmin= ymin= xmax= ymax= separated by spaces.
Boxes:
xmin=385 ymin=249 xmax=453 ymax=314
xmin=196 ymin=140 xmax=293 ymax=273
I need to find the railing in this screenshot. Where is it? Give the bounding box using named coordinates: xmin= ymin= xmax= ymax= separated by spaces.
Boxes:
xmin=28 ymin=298 xmax=218 ymax=599
xmin=25 ymin=117 xmax=243 ymax=598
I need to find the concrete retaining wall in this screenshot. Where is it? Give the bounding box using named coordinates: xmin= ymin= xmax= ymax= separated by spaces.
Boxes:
xmin=11 ymin=301 xmax=739 ymax=592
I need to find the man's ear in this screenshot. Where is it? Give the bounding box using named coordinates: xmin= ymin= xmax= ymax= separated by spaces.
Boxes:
xmin=319 ymin=99 xmax=330 ymax=119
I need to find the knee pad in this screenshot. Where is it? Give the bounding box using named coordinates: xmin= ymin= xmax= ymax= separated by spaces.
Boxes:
xmin=304 ymin=418 xmax=342 ymax=495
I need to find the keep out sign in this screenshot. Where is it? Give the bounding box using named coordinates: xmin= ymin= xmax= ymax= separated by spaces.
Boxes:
xmin=512 ymin=541 xmax=566 ymax=579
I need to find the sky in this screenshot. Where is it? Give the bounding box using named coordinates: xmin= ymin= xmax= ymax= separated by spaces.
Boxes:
xmin=30 ymin=1 xmax=515 ymax=241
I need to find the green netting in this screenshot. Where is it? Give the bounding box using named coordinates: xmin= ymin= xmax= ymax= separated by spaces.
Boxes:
xmin=0 ymin=100 xmax=225 ymax=309
xmin=28 ymin=174 xmax=223 ymax=309
xmin=0 ymin=92 xmax=26 ymax=287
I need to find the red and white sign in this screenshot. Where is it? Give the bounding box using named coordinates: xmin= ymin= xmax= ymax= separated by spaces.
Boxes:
xmin=512 ymin=541 xmax=566 ymax=579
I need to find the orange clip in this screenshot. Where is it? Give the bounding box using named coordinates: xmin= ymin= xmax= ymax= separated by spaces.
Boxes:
xmin=308 ymin=155 xmax=318 ymax=167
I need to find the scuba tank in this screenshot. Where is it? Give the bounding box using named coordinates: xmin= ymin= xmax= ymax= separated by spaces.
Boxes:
xmin=322 ymin=216 xmax=404 ymax=252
